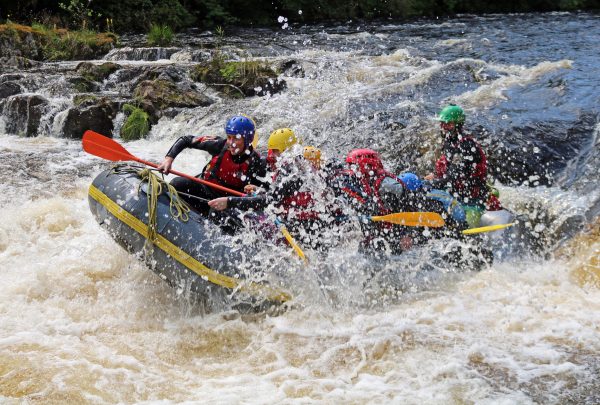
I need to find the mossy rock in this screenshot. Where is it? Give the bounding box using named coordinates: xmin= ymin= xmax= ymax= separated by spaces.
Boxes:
xmin=133 ymin=78 xmax=213 ymax=110
xmin=73 ymin=94 xmax=101 ymax=107
xmin=191 ymin=60 xmax=286 ymax=97
xmin=68 ymin=77 xmax=100 ymax=93
xmin=76 ymin=62 xmax=121 ymax=82
xmin=0 ymin=56 xmax=40 ymax=70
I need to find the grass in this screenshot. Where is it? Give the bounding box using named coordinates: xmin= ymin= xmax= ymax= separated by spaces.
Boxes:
xmin=121 ymin=104 xmax=150 ymax=141
xmin=147 ymin=24 xmax=173 ymax=46
xmin=0 ymin=22 xmax=117 ymax=61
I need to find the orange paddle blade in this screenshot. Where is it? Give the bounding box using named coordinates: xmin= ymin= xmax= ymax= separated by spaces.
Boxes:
xmin=371 ymin=212 xmax=446 ymax=228
xmin=82 ymin=130 xmax=138 ymax=162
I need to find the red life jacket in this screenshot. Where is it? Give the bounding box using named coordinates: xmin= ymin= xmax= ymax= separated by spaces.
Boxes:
xmin=202 ymin=149 xmax=255 ymax=192
xmin=266 ymin=149 xmax=278 ymax=173
xmin=275 ymin=160 xmax=321 ymax=221
xmin=279 ymin=191 xmax=320 ymax=220
xmin=435 ymin=134 xmax=487 ymax=200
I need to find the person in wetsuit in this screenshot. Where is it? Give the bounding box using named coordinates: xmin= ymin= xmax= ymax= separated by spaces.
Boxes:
xmin=157 ymin=115 xmax=267 ymax=216
xmin=425 ymin=104 xmax=490 ymax=228
xmin=330 ymin=148 xmax=411 ymax=254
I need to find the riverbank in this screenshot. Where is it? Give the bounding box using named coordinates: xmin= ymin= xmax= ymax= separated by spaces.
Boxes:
xmin=0 ymin=23 xmax=116 ymax=61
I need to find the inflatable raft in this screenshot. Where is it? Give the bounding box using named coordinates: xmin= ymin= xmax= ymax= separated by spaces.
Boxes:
xmin=88 ymin=164 xmax=518 ymax=309
xmin=88 ymin=164 xmax=292 ymax=308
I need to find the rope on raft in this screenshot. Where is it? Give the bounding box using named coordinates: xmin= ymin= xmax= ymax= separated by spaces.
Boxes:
xmin=111 ymin=164 xmax=190 ymax=243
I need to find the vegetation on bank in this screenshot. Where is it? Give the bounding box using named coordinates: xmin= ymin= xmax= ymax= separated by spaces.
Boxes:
xmin=3 ymin=0 xmax=600 ymax=34
xmin=147 ymin=24 xmax=174 ymax=46
xmin=0 ymin=22 xmax=116 ymax=61
xmin=120 ymin=104 xmax=150 ymax=141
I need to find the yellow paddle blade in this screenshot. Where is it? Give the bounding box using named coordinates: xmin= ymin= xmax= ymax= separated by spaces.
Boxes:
xmin=462 ymin=222 xmax=516 ymax=235
xmin=371 ymin=212 xmax=446 ymax=228
xmin=279 ymin=224 xmax=308 ymax=263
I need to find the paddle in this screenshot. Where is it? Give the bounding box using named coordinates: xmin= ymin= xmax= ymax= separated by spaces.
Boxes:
xmin=462 ymin=222 xmax=516 ymax=235
xmin=370 ymin=212 xmax=445 ymax=228
xmin=274 ymin=219 xmax=308 ymax=263
xmin=82 ymin=130 xmax=245 ymax=197
xmin=82 ymin=130 xmax=309 ymax=262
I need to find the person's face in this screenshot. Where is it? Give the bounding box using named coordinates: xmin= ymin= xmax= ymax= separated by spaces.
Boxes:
xmin=269 ymin=149 xmax=282 ymax=159
xmin=227 ymin=134 xmax=246 ymax=155
xmin=440 ymin=121 xmax=456 ymax=133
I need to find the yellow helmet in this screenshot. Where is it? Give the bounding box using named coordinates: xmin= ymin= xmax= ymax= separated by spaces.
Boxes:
xmin=303 ymin=146 xmax=322 ymax=169
xmin=268 ymin=128 xmax=298 ymax=152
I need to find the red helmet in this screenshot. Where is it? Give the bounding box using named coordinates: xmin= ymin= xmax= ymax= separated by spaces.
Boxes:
xmin=346 ymin=148 xmax=384 ymax=176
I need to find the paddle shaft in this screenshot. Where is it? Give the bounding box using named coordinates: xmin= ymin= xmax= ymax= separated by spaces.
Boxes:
xmin=133 ymin=156 xmax=246 ymax=197
xmin=462 ymin=222 xmax=516 ymax=235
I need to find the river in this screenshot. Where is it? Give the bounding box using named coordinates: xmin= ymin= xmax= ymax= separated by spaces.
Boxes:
xmin=0 ymin=12 xmax=599 ymax=404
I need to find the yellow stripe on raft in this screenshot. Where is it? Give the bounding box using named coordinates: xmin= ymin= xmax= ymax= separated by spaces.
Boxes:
xmin=88 ymin=184 xmax=291 ymax=303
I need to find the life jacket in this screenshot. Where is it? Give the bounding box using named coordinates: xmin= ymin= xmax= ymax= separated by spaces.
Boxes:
xmin=202 ymin=147 xmax=257 ymax=192
xmin=279 ymin=191 xmax=320 ymax=221
xmin=485 ymin=193 xmax=502 ymax=211
xmin=435 ymin=133 xmax=487 ymax=200
xmin=266 ymin=149 xmax=278 ymax=173
xmin=341 ymin=168 xmax=397 ymax=216
xmin=275 ymin=160 xmax=321 ymax=221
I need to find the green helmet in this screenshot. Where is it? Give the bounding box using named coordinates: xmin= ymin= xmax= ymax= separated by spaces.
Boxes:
xmin=437 ymin=104 xmax=465 ymax=124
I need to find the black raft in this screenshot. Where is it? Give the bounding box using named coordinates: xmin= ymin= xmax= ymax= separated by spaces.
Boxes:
xmin=87 ymin=164 xmax=292 ymax=308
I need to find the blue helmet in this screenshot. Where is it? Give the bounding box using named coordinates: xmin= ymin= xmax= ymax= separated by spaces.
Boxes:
xmin=397 ymin=172 xmax=423 ymax=191
xmin=225 ymin=115 xmax=255 ymax=146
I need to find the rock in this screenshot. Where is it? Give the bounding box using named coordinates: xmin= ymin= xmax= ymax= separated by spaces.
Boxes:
xmin=73 ymin=94 xmax=101 ymax=107
xmin=0 ymin=74 xmax=24 ymax=82
xmin=68 ymin=77 xmax=100 ymax=93
xmin=104 ymin=46 xmax=181 ymax=62
xmin=137 ymin=99 xmax=160 ymax=125
xmin=133 ymin=79 xmax=213 ymax=110
xmin=279 ymin=59 xmax=305 ymax=78
xmin=62 ymin=99 xmax=118 ymax=139
xmin=119 ymin=65 xmax=190 ymax=92
xmin=0 ymin=25 xmax=44 ymax=60
xmin=191 ymin=60 xmax=287 ymax=97
xmin=75 ymin=62 xmax=121 ymax=82
xmin=0 ymin=56 xmax=40 ymax=70
xmin=0 ymin=82 xmax=21 ymax=99
xmin=1 ymin=94 xmax=48 ymax=136
xmin=138 ymin=65 xmax=188 ymax=83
